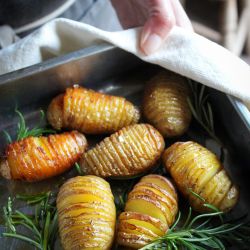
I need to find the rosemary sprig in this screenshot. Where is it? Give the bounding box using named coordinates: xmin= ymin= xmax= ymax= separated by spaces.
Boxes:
xmin=3 ymin=109 xmax=55 ymax=143
xmin=139 ymin=192 xmax=250 ymax=250
xmin=2 ymin=130 xmax=12 ymax=144
xmin=140 ymin=210 xmax=250 ymax=250
xmin=187 ymin=80 xmax=223 ymax=146
xmin=2 ymin=191 xmax=58 ymax=250
xmin=115 ymin=179 xmax=137 ymax=214
xmin=16 ymin=192 xmax=51 ymax=205
xmin=74 ymin=162 xmax=83 ymax=175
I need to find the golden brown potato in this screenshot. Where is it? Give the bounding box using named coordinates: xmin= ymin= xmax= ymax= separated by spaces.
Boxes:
xmin=117 ymin=175 xmax=178 ymax=249
xmin=57 ymin=175 xmax=116 ymax=250
xmin=163 ymin=141 xmax=239 ymax=212
xmin=80 ymin=124 xmax=165 ymax=177
xmin=142 ymin=71 xmax=191 ymax=137
xmin=47 ymin=85 xmax=140 ymax=134
xmin=0 ymin=131 xmax=87 ymax=182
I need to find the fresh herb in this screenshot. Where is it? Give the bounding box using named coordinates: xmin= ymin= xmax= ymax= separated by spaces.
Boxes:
xmin=115 ymin=180 xmax=137 ymax=214
xmin=74 ymin=162 xmax=83 ymax=175
xmin=139 ymin=191 xmax=250 ymax=250
xmin=115 ymin=190 xmax=128 ymax=214
xmin=2 ymin=191 xmax=58 ymax=250
xmin=3 ymin=109 xmax=55 ymax=143
xmin=116 ymin=194 xmax=126 ymax=213
xmin=187 ymin=80 xmax=223 ymax=146
xmin=2 ymin=130 xmax=12 ymax=144
xmin=140 ymin=211 xmax=250 ymax=250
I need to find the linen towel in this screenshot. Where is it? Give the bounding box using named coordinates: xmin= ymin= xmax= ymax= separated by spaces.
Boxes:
xmin=0 ymin=18 xmax=249 ymax=107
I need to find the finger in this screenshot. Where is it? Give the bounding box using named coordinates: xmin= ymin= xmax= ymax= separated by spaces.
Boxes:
xmin=140 ymin=0 xmax=176 ymax=55
xmin=169 ymin=0 xmax=193 ymax=30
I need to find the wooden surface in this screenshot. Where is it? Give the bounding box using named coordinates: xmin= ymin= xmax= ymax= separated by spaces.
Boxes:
xmin=184 ymin=0 xmax=250 ymax=56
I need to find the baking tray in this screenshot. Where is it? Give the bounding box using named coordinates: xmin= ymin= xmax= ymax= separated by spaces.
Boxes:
xmin=0 ymin=44 xmax=250 ymax=250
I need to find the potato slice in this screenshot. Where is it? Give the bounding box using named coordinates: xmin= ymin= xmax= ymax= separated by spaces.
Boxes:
xmin=117 ymin=232 xmax=153 ymax=249
xmin=117 ymin=175 xmax=178 ymax=249
xmin=163 ymin=141 xmax=239 ymax=212
xmin=125 ymin=195 xmax=168 ymax=224
xmin=0 ymin=131 xmax=87 ymax=182
xmin=47 ymin=85 xmax=140 ymax=134
xmin=130 ymin=183 xmax=177 ymax=223
xmin=57 ymin=176 xmax=116 ymax=250
xmin=119 ymin=212 xmax=167 ymax=236
xmin=142 ymin=71 xmax=191 ymax=137
xmin=80 ymin=124 xmax=165 ymax=177
xmin=140 ymin=174 xmax=178 ymax=200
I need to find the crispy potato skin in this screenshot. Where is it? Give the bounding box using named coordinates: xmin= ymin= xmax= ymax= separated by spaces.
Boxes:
xmin=142 ymin=71 xmax=191 ymax=137
xmin=163 ymin=141 xmax=239 ymax=212
xmin=57 ymin=175 xmax=116 ymax=250
xmin=80 ymin=124 xmax=165 ymax=177
xmin=117 ymin=175 xmax=178 ymax=248
xmin=0 ymin=131 xmax=87 ymax=182
xmin=47 ymin=86 xmax=140 ymax=134
xmin=47 ymin=94 xmax=64 ymax=130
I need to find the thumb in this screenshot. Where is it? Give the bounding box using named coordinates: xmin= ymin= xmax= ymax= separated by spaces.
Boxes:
xmin=140 ymin=0 xmax=175 ymax=55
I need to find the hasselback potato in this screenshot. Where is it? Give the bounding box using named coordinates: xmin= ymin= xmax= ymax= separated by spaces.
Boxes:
xmin=57 ymin=175 xmax=116 ymax=250
xmin=163 ymin=141 xmax=239 ymax=212
xmin=80 ymin=124 xmax=165 ymax=177
xmin=47 ymin=85 xmax=140 ymax=134
xmin=117 ymin=175 xmax=178 ymax=248
xmin=0 ymin=131 xmax=87 ymax=182
xmin=142 ymin=71 xmax=191 ymax=137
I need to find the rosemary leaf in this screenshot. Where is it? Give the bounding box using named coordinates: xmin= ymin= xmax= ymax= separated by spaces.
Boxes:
xmin=182 ymin=207 xmax=192 ymax=229
xmin=48 ymin=211 xmax=58 ymax=246
xmin=3 ymin=233 xmax=42 ymax=250
xmin=75 ymin=162 xmax=83 ymax=175
xmin=6 ymin=109 xmax=56 ymax=142
xmin=187 ymin=80 xmax=223 ymax=146
xmin=16 ymin=192 xmax=49 ymax=205
xmin=139 ymin=191 xmax=250 ymax=250
xmin=3 ymin=197 xmax=16 ymax=233
xmin=171 ymin=211 xmax=182 ymax=231
xmin=42 ymin=211 xmax=51 ymax=249
xmin=2 ymin=130 xmax=12 ymax=144
xmin=15 ymin=210 xmax=41 ymax=239
xmin=2 ymin=191 xmax=58 ymax=250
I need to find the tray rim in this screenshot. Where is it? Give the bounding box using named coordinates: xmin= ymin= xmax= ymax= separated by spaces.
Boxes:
xmin=0 ymin=43 xmax=249 ymax=132
xmin=0 ymin=43 xmax=115 ymax=85
xmin=228 ymin=96 xmax=250 ymax=133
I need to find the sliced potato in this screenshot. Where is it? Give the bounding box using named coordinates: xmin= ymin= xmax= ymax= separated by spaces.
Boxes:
xmin=119 ymin=212 xmax=167 ymax=236
xmin=129 ymin=184 xmax=177 ymax=224
xmin=125 ymin=195 xmax=168 ymax=224
xmin=140 ymin=174 xmax=178 ymax=201
xmin=117 ymin=174 xmax=178 ymax=248
xmin=47 ymin=85 xmax=140 ymax=134
xmin=0 ymin=131 xmax=87 ymax=182
xmin=163 ymin=141 xmax=239 ymax=212
xmin=142 ymin=71 xmax=191 ymax=137
xmin=57 ymin=175 xmax=116 ymax=250
xmin=80 ymin=124 xmax=165 ymax=177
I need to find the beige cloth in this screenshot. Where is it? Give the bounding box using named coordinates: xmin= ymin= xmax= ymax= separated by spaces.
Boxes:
xmin=0 ymin=18 xmax=250 ymax=108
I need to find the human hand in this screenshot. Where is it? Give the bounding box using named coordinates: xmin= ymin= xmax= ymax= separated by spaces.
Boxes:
xmin=111 ymin=0 xmax=193 ymax=55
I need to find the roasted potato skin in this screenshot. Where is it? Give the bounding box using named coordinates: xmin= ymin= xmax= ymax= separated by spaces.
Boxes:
xmin=142 ymin=71 xmax=191 ymax=137
xmin=117 ymin=175 xmax=178 ymax=249
xmin=80 ymin=124 xmax=165 ymax=177
xmin=163 ymin=141 xmax=239 ymax=212
xmin=47 ymin=85 xmax=140 ymax=134
xmin=57 ymin=175 xmax=116 ymax=250
xmin=0 ymin=131 xmax=87 ymax=182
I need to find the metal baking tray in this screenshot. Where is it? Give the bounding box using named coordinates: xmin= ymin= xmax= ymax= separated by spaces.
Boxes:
xmin=0 ymin=44 xmax=249 ymax=250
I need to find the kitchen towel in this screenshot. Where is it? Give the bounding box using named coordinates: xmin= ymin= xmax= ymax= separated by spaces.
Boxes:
xmin=0 ymin=18 xmax=249 ymax=107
